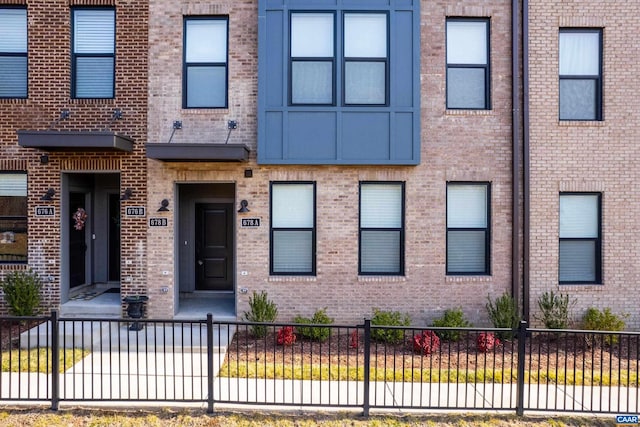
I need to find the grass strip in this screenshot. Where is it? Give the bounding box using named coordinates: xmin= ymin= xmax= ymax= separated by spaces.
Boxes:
xmin=1 ymin=348 xmax=90 ymax=373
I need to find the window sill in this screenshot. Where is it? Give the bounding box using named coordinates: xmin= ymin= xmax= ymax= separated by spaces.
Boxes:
xmin=559 ymin=283 xmax=604 ymax=290
xmin=358 ymin=276 xmax=406 ymax=283
xmin=558 ymin=120 xmax=605 ymax=127
xmin=445 ymin=275 xmax=492 ymax=284
xmin=268 ymin=276 xmax=317 ymax=282
xmin=69 ymin=98 xmax=115 ymax=105
xmin=182 ymin=108 xmax=229 ymax=115
xmin=445 ymin=109 xmax=493 ymax=116
xmin=0 ymin=98 xmax=27 ymax=104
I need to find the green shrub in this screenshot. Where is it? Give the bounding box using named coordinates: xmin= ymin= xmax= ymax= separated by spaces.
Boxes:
xmin=431 ymin=308 xmax=472 ymax=342
xmin=294 ymin=308 xmax=334 ymax=342
xmin=486 ymin=292 xmax=519 ymax=340
xmin=1 ymin=270 xmax=42 ymax=316
xmin=242 ymin=291 xmax=278 ymax=338
xmin=370 ymin=309 xmax=411 ymax=344
xmin=582 ymin=307 xmax=627 ymax=346
xmin=536 ymin=291 xmax=574 ymax=329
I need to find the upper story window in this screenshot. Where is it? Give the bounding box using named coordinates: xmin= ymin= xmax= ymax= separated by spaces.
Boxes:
xmin=183 ymin=17 xmax=228 ymax=108
xmin=447 ymin=183 xmax=490 ymax=275
xmin=559 ymin=29 xmax=602 ymax=121
xmin=359 ymin=182 xmax=404 ymax=275
xmin=0 ymin=7 xmax=27 ymax=99
xmin=289 ymin=11 xmax=388 ymax=106
xmin=270 ymin=182 xmax=316 ymax=275
xmin=72 ymin=8 xmax=115 ymax=99
xmin=446 ymin=18 xmax=490 ymax=110
xmin=559 ymin=193 xmax=601 ymax=284
xmin=0 ymin=173 xmax=27 ymax=263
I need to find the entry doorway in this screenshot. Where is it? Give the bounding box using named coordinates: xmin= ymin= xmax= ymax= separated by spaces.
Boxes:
xmin=61 ymin=173 xmax=121 ymax=304
xmin=195 ymin=203 xmax=234 ymax=291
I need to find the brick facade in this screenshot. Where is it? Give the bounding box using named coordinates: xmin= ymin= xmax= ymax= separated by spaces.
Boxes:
xmin=528 ymin=1 xmax=640 ymax=328
xmin=146 ymin=0 xmax=514 ymax=324
xmin=0 ymin=0 xmax=147 ymax=313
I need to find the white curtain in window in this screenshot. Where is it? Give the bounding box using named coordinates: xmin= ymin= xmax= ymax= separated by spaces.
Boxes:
xmin=272 ymin=184 xmax=314 ymax=228
xmin=0 ymin=9 xmax=27 ymax=52
xmin=344 ymin=13 xmax=386 ymax=58
xmin=361 ymin=184 xmax=402 ymax=228
xmin=447 ymin=184 xmax=487 ymax=228
xmin=74 ymin=10 xmax=115 ymax=53
xmin=291 ymin=13 xmax=333 ymax=57
xmin=560 ymin=194 xmax=598 ymax=238
xmin=186 ymin=20 xmax=227 ymax=63
xmin=0 ymin=174 xmax=27 ymax=196
xmin=559 ymin=32 xmax=599 ymax=76
xmin=447 ymin=21 xmax=487 ymax=65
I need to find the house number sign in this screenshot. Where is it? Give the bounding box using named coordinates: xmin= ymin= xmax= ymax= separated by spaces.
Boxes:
xmin=35 ymin=206 xmax=55 ymax=216
xmin=241 ymin=218 xmax=261 ymax=227
xmin=149 ymin=218 xmax=168 ymax=227
xmin=125 ymin=206 xmax=146 ymax=217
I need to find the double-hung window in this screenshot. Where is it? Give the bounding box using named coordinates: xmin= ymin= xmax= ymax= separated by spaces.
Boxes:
xmin=359 ymin=182 xmax=404 ymax=275
xmin=0 ymin=173 xmax=27 ymax=263
xmin=559 ymin=193 xmax=601 ymax=284
xmin=0 ymin=7 xmax=27 ymax=98
xmin=270 ymin=182 xmax=316 ymax=275
xmin=446 ymin=18 xmax=490 ymax=109
xmin=72 ymin=8 xmax=115 ymax=99
xmin=559 ymin=29 xmax=602 ymax=121
xmin=290 ymin=11 xmax=388 ymax=106
xmin=447 ymin=183 xmax=490 ymax=275
xmin=184 ymin=17 xmax=228 ymax=108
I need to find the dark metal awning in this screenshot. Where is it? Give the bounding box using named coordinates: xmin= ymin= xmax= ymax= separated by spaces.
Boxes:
xmin=145 ymin=143 xmax=250 ymax=162
xmin=17 ymin=130 xmax=134 ymax=152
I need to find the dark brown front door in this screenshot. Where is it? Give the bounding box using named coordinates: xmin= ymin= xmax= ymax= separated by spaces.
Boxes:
xmin=69 ymin=192 xmax=87 ymax=288
xmin=195 ymin=203 xmax=233 ymax=291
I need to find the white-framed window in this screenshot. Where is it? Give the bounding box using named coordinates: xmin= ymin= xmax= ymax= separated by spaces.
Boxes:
xmin=183 ymin=17 xmax=228 ymax=108
xmin=446 ymin=18 xmax=490 ymax=110
xmin=72 ymin=8 xmax=115 ymax=99
xmin=0 ymin=7 xmax=27 ymax=98
xmin=359 ymin=182 xmax=404 ymax=275
xmin=559 ymin=29 xmax=602 ymax=121
xmin=270 ymin=182 xmax=316 ymax=275
xmin=289 ymin=11 xmax=388 ymax=106
xmin=447 ymin=183 xmax=490 ymax=275
xmin=559 ymin=193 xmax=601 ymax=284
xmin=0 ymin=173 xmax=27 ymax=263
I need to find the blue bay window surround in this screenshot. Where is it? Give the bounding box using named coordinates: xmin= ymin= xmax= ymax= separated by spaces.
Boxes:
xmin=258 ymin=0 xmax=420 ymax=165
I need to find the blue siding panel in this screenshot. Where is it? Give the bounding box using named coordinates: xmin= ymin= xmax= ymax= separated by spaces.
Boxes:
xmin=393 ymin=11 xmax=414 ymax=108
xmin=265 ymin=112 xmax=284 ymax=160
xmin=342 ymin=113 xmax=389 ymax=160
xmin=288 ymin=112 xmax=337 ymax=160
xmin=265 ymin=10 xmax=284 ymax=107
xmin=393 ymin=112 xmax=413 ymax=161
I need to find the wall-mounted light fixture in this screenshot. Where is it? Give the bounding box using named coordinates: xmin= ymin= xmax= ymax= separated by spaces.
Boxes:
xmin=40 ymin=155 xmax=49 ymax=165
xmin=158 ymin=199 xmax=170 ymax=212
xmin=244 ymin=168 xmax=253 ymax=178
xmin=167 ymin=120 xmax=182 ymax=143
xmin=238 ymin=199 xmax=250 ymax=213
xmin=120 ymin=188 xmax=133 ymax=200
xmin=40 ymin=188 xmax=55 ymax=201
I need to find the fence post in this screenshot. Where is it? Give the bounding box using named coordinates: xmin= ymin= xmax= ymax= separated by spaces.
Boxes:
xmin=51 ymin=310 xmax=59 ymax=411
xmin=515 ymin=319 xmax=527 ymax=416
xmin=206 ymin=313 xmax=214 ymax=414
xmin=362 ymin=318 xmax=371 ymax=417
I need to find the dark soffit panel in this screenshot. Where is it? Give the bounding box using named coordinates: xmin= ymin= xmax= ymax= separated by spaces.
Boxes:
xmin=145 ymin=143 xmax=250 ymax=162
xmin=17 ymin=130 xmax=134 ymax=152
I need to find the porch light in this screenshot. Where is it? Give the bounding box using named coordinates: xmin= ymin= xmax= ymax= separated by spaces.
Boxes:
xmin=238 ymin=199 xmax=250 ymax=213
xmin=158 ymin=199 xmax=169 ymax=212
xmin=120 ymin=188 xmax=133 ymax=200
xmin=40 ymin=188 xmax=55 ymax=201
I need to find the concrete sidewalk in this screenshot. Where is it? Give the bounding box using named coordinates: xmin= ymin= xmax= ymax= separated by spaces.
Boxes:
xmin=3 ymin=322 xmax=638 ymax=414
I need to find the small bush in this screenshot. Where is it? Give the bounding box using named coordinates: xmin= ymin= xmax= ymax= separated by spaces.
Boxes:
xmin=486 ymin=292 xmax=520 ymax=340
xmin=1 ymin=270 xmax=42 ymax=316
xmin=242 ymin=291 xmax=278 ymax=338
xmin=536 ymin=291 xmax=574 ymax=329
xmin=276 ymin=326 xmax=296 ymax=346
xmin=477 ymin=332 xmax=500 ymax=353
xmin=371 ymin=308 xmax=411 ymax=344
xmin=294 ymin=308 xmax=334 ymax=342
xmin=412 ymin=330 xmax=440 ymax=355
xmin=431 ymin=308 xmax=472 ymax=342
xmin=582 ymin=307 xmax=627 ymax=346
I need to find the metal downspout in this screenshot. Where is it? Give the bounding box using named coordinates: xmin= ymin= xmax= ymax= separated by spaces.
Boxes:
xmin=512 ymin=0 xmax=521 ymax=315
xmin=522 ymin=0 xmax=530 ymax=322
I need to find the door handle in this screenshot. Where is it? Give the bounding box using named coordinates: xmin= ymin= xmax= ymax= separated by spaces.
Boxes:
xmin=197 ymin=260 xmax=203 ymax=266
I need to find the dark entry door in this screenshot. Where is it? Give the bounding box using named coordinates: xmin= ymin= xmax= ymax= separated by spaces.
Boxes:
xmin=195 ymin=203 xmax=233 ymax=291
xmin=69 ymin=192 xmax=87 ymax=288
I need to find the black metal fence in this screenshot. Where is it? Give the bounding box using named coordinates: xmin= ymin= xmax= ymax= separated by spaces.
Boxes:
xmin=0 ymin=311 xmax=638 ymax=416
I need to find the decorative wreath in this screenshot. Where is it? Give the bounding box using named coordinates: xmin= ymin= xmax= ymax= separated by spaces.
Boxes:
xmin=73 ymin=207 xmax=88 ymax=231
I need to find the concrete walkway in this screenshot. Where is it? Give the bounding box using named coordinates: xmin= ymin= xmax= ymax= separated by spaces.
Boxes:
xmin=2 ymin=323 xmax=638 ymax=415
